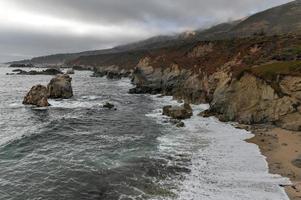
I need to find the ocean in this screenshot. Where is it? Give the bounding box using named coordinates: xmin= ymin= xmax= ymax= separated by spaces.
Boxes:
xmin=0 ymin=65 xmax=290 ymax=200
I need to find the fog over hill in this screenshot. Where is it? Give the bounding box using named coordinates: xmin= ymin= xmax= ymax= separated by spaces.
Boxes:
xmin=7 ymin=0 xmax=300 ymax=66
xmin=1 ymin=0 xmax=295 ymax=63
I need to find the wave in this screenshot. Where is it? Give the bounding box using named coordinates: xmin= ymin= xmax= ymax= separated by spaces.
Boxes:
xmin=147 ymin=95 xmax=290 ymax=200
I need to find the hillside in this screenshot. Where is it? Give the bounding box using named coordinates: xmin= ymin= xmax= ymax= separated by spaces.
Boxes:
xmin=9 ymin=0 xmax=301 ymax=66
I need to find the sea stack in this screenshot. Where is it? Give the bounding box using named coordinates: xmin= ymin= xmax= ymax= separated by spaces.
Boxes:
xmin=47 ymin=74 xmax=73 ymax=99
xmin=23 ymin=85 xmax=50 ymax=107
xmin=23 ymin=74 xmax=73 ymax=107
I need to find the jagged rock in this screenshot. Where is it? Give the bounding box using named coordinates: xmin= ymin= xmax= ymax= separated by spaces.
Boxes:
xmin=92 ymin=66 xmax=131 ymax=79
xmin=23 ymin=85 xmax=50 ymax=107
xmin=129 ymin=86 xmax=161 ymax=94
xmin=210 ymin=73 xmax=296 ymax=124
xmin=103 ymin=102 xmax=115 ymax=109
xmin=130 ymin=59 xmax=212 ymax=103
xmin=72 ymin=65 xmax=91 ymax=71
xmin=47 ymin=74 xmax=73 ymax=99
xmin=9 ymin=63 xmax=34 ymax=68
xmin=7 ymin=68 xmax=63 ymax=75
xmin=66 ymin=69 xmax=75 ymax=74
xmin=280 ymin=76 xmax=301 ymax=101
xmin=162 ymin=103 xmax=193 ymax=119
xmin=41 ymin=68 xmax=63 ymax=75
xmin=176 ymin=121 xmax=185 ymax=127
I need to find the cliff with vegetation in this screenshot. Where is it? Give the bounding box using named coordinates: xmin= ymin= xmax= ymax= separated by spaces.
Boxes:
xmin=126 ymin=34 xmax=301 ymax=130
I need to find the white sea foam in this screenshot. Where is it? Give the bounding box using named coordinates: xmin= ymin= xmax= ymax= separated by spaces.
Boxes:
xmin=147 ymin=95 xmax=290 ymax=200
xmin=48 ymin=98 xmax=102 ymax=109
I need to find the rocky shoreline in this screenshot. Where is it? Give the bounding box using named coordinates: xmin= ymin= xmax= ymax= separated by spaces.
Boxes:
xmin=22 ymin=35 xmax=301 ymax=199
xmin=88 ymin=56 xmax=301 ymax=199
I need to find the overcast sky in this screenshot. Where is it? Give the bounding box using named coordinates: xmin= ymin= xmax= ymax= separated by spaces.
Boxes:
xmin=0 ymin=0 xmax=293 ymax=62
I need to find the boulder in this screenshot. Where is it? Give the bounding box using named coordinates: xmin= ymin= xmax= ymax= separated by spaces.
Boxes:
xmin=47 ymin=74 xmax=73 ymax=98
xmin=23 ymin=85 xmax=50 ymax=107
xmin=162 ymin=103 xmax=193 ymax=119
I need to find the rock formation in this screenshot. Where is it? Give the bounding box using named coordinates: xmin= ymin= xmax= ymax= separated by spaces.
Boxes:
xmin=128 ymin=38 xmax=301 ymax=131
xmin=23 ymin=85 xmax=50 ymax=107
xmin=103 ymin=102 xmax=115 ymax=109
xmin=163 ymin=103 xmax=193 ymax=119
xmin=23 ymin=74 xmax=73 ymax=107
xmin=92 ymin=66 xmax=132 ymax=79
xmin=7 ymin=68 xmax=63 ymax=75
xmin=47 ymin=74 xmax=73 ymax=99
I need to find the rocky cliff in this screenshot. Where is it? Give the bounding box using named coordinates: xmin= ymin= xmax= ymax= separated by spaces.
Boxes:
xmin=127 ymin=35 xmax=301 ymax=131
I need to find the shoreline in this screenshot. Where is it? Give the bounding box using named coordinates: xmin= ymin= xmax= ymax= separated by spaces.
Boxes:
xmin=245 ymin=125 xmax=301 ymax=200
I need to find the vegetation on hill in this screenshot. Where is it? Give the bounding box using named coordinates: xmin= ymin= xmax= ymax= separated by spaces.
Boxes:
xmin=8 ymin=0 xmax=301 ymax=66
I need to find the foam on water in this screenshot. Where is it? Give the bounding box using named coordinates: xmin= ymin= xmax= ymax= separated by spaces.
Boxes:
xmin=147 ymin=95 xmax=290 ymax=200
xmin=48 ymin=98 xmax=102 ymax=109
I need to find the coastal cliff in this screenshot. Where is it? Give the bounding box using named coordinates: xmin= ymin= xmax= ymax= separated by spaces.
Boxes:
xmin=125 ymin=35 xmax=301 ymax=130
xmin=77 ymin=35 xmax=301 ymax=132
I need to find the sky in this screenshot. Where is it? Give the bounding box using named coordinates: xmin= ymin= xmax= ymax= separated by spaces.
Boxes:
xmin=0 ymin=0 xmax=293 ymax=62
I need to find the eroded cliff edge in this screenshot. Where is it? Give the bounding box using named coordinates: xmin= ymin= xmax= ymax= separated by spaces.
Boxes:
xmin=74 ymin=35 xmax=301 ymax=131
xmin=127 ymin=35 xmax=301 ymax=131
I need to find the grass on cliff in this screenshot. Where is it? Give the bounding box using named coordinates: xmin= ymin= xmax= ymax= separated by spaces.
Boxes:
xmin=238 ymin=61 xmax=301 ymax=82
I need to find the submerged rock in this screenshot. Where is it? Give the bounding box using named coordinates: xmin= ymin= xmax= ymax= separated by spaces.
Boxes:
xmin=103 ymin=102 xmax=115 ymax=109
xmin=162 ymin=103 xmax=193 ymax=119
xmin=47 ymin=74 xmax=73 ymax=99
xmin=23 ymin=85 xmax=50 ymax=107
xmin=176 ymin=121 xmax=185 ymax=128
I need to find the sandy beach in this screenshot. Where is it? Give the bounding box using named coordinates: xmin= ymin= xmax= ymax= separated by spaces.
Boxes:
xmin=247 ymin=125 xmax=301 ymax=200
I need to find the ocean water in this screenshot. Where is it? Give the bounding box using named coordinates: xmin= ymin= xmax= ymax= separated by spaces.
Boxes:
xmin=0 ymin=65 xmax=290 ymax=200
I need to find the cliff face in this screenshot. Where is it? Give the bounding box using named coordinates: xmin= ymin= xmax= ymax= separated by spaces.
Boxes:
xmin=210 ymin=73 xmax=301 ymax=130
xmin=127 ymin=35 xmax=301 ymax=131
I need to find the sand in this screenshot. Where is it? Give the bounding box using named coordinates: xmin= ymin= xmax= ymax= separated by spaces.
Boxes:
xmin=246 ymin=125 xmax=301 ymax=200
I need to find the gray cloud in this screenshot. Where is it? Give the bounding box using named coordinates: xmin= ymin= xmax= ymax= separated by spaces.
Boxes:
xmin=0 ymin=0 xmax=293 ymax=62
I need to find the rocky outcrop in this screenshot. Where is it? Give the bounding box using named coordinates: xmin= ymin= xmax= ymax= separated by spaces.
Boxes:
xmin=23 ymin=74 xmax=74 ymax=107
xmin=47 ymin=74 xmax=73 ymax=98
xmin=9 ymin=63 xmax=34 ymax=68
xmin=92 ymin=66 xmax=132 ymax=79
xmin=130 ymin=58 xmax=213 ymax=103
xmin=23 ymin=85 xmax=50 ymax=107
xmin=162 ymin=103 xmax=193 ymax=119
xmin=7 ymin=68 xmax=63 ymax=75
xmin=129 ymin=52 xmax=301 ymax=131
xmin=187 ymin=43 xmax=214 ymax=58
xmin=72 ymin=65 xmax=93 ymax=71
xmin=209 ymin=73 xmax=301 ymax=131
